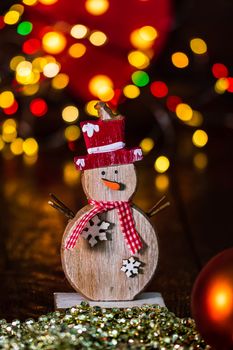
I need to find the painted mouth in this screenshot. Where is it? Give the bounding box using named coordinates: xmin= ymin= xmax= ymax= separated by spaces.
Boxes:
xmin=101 ymin=178 xmax=125 ymax=191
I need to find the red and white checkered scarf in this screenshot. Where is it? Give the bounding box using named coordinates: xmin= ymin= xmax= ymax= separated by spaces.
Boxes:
xmin=65 ymin=199 xmax=143 ymax=255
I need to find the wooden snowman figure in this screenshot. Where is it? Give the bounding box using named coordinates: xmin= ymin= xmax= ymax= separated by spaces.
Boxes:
xmin=62 ymin=102 xmax=159 ymax=301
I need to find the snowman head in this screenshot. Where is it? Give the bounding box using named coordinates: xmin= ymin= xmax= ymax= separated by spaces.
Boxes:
xmin=82 ymin=164 xmax=137 ymax=201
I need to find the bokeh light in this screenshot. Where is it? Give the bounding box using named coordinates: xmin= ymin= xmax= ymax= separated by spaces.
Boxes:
xmin=212 ymin=63 xmax=228 ymax=78
xmin=2 ymin=119 xmax=17 ymax=143
xmin=192 ymin=130 xmax=208 ymax=147
xmin=10 ymin=56 xmax=25 ymax=71
xmin=166 ymin=95 xmax=182 ymax=112
xmin=171 ymin=52 xmax=189 ymax=68
xmin=131 ymin=71 xmax=149 ymax=87
xmin=22 ymin=0 xmax=38 ymax=5
xmin=22 ymin=84 xmax=39 ymax=96
xmin=70 ymin=24 xmax=88 ymax=39
xmin=89 ymin=31 xmax=107 ymax=46
xmin=155 ymin=174 xmax=169 ymax=191
xmin=10 ymin=4 xmax=24 ymax=15
xmin=89 ymin=75 xmax=113 ymax=97
xmin=128 ymin=51 xmax=150 ymax=69
xmin=4 ymin=11 xmax=20 ymax=25
xmin=154 ymin=156 xmax=170 ymax=173
xmin=0 ymin=137 xmax=5 ymax=151
xmin=85 ymin=0 xmax=109 ymax=15
xmin=85 ymin=100 xmax=99 ymax=116
xmin=52 ymin=73 xmax=69 ymax=89
xmin=23 ymin=38 xmax=41 ymax=54
xmin=140 ymin=137 xmax=154 ymax=154
xmin=30 ymin=98 xmax=48 ymax=116
xmin=17 ymin=21 xmax=33 ymax=36
xmin=214 ymin=78 xmax=229 ymax=94
xmin=0 ymin=91 xmax=14 ymax=108
xmin=193 ymin=152 xmax=208 ymax=170
xmin=10 ymin=138 xmax=24 ymax=155
xmin=3 ymin=100 xmax=18 ymax=115
xmin=23 ymin=138 xmax=38 ymax=156
xmin=63 ymin=162 xmax=80 ymax=186
xmin=186 ymin=110 xmax=203 ymax=127
xmin=64 ymin=125 xmax=81 ymax=141
xmin=150 ymin=81 xmax=168 ymax=98
xmin=43 ymin=62 xmax=60 ymax=78
xmin=62 ymin=105 xmax=79 ymax=123
xmin=190 ymin=38 xmax=207 ymax=55
xmin=176 ymin=103 xmax=193 ymax=121
xmin=227 ymin=77 xmax=233 ymax=93
xmin=39 ymin=0 xmax=58 ymax=4
xmin=130 ymin=26 xmax=157 ymax=50
xmin=123 ymin=85 xmax=140 ymax=99
xmin=68 ymin=43 xmax=86 ymax=58
xmin=42 ymin=31 xmax=67 ymax=54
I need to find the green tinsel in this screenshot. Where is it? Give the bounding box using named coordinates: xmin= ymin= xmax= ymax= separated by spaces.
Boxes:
xmin=0 ymin=302 xmax=209 ymax=349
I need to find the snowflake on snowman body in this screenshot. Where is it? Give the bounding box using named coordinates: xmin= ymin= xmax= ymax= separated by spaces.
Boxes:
xmin=121 ymin=257 xmax=142 ymax=277
xmin=81 ymin=215 xmax=111 ymax=247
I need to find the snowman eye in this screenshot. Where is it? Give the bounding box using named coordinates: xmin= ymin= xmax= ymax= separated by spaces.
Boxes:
xmin=114 ymin=170 xmax=118 ymax=174
xmin=101 ymin=171 xmax=106 ymax=176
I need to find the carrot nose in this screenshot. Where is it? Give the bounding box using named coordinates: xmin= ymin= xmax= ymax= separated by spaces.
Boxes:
xmin=102 ymin=178 xmax=121 ymax=191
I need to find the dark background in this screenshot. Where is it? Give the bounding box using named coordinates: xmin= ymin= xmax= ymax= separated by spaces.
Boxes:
xmin=0 ymin=0 xmax=232 ymax=320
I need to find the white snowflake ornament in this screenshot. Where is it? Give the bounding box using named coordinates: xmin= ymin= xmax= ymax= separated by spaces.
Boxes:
xmin=120 ymin=256 xmax=142 ymax=277
xmin=81 ymin=215 xmax=111 ymax=247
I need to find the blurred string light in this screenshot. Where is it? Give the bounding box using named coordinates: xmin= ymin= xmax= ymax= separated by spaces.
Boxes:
xmin=154 ymin=156 xmax=170 ymax=173
xmin=155 ymin=174 xmax=170 ymax=191
xmin=171 ymin=52 xmax=189 ymax=68
xmin=63 ymin=161 xmax=80 ymax=186
xmin=192 ymin=129 xmax=208 ymax=148
xmin=85 ymin=0 xmax=109 ymax=16
xmin=0 ymin=1 xmax=230 ymax=168
xmin=193 ymin=152 xmax=208 ymax=170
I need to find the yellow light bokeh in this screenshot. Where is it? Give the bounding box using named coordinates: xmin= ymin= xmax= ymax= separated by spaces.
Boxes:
xmin=190 ymin=38 xmax=207 ymax=55
xmin=10 ymin=56 xmax=25 ymax=71
xmin=64 ymin=125 xmax=81 ymax=141
xmin=186 ymin=110 xmax=203 ymax=127
xmin=10 ymin=138 xmax=24 ymax=155
xmin=171 ymin=52 xmax=189 ymax=68
xmin=215 ymin=78 xmax=229 ymax=94
xmin=43 ymin=62 xmax=60 ymax=78
xmin=22 ymin=0 xmax=38 ymax=5
xmin=140 ymin=137 xmax=154 ymax=154
xmin=193 ymin=152 xmax=208 ymax=170
xmin=89 ymin=31 xmax=107 ymax=46
xmin=52 ymin=73 xmax=69 ymax=89
xmin=85 ymin=100 xmax=99 ymax=116
xmin=16 ymin=60 xmax=32 ymax=77
xmin=97 ymin=86 xmax=114 ymax=101
xmin=16 ymin=71 xmax=40 ymax=85
xmin=22 ymin=84 xmax=40 ymax=96
xmin=130 ymin=26 xmax=157 ymax=50
xmin=85 ymin=0 xmax=109 ymax=15
xmin=23 ymin=154 xmax=38 ymax=165
xmin=63 ymin=162 xmax=80 ymax=186
xmin=70 ymin=24 xmax=88 ymax=39
xmin=0 ymin=91 xmax=14 ymax=108
xmin=155 ymin=174 xmax=169 ymax=191
xmin=39 ymin=0 xmax=58 ymax=4
xmin=68 ymin=43 xmax=86 ymax=58
xmin=0 ymin=137 xmax=5 ymax=151
xmin=176 ymin=103 xmax=193 ymax=121
xmin=42 ymin=31 xmax=67 ymax=54
xmin=128 ymin=51 xmax=150 ymax=69
xmin=62 ymin=105 xmax=79 ymax=123
xmin=32 ymin=57 xmax=48 ymax=72
xmin=2 ymin=125 xmax=17 ymax=143
xmin=3 ymin=118 xmax=17 ymax=129
xmin=4 ymin=10 xmax=20 ymax=25
xmin=154 ymin=156 xmax=170 ymax=173
xmin=192 ymin=129 xmax=208 ymax=148
xmin=123 ymin=84 xmax=140 ymax=99
xmin=23 ymin=138 xmax=39 ymax=156
xmin=10 ymin=4 xmax=24 ymax=15
xmin=88 ymin=75 xmax=113 ymax=97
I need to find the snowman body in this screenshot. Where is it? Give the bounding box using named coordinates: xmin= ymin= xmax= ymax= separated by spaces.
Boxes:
xmin=61 ymin=164 xmax=159 ymax=301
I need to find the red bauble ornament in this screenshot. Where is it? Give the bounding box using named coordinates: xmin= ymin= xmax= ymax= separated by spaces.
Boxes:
xmin=191 ymin=248 xmax=233 ymax=350
xmin=25 ymin=0 xmax=173 ymax=101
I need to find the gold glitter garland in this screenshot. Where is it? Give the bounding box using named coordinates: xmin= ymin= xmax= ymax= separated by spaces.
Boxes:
xmin=0 ymin=302 xmax=210 ymax=349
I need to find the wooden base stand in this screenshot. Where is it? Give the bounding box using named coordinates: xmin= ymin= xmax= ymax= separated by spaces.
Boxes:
xmin=54 ymin=292 xmax=165 ymax=310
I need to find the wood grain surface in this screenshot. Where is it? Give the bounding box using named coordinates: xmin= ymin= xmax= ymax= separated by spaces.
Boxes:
xmin=61 ymin=164 xmax=158 ymax=301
